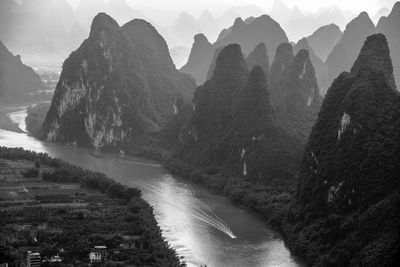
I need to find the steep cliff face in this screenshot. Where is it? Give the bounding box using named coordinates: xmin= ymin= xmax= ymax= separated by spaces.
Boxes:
xmin=377 ymin=2 xmax=400 ymax=89
xmin=284 ymin=34 xmax=400 ymax=266
xmin=227 ymin=66 xmax=301 ymax=184
xmin=187 ymin=44 xmax=249 ymax=166
xmin=326 ymin=12 xmax=376 ymax=89
xmin=0 ymin=41 xmax=46 ymax=103
xmin=41 ymin=13 xmax=195 ymax=149
xmin=270 ymin=43 xmax=322 ymax=143
xmin=176 ymin=44 xmax=301 ymax=185
xmin=294 ymin=38 xmax=329 ymax=95
xmin=269 ymin=43 xmax=294 ymax=108
xmin=180 ymin=34 xmax=214 ymax=85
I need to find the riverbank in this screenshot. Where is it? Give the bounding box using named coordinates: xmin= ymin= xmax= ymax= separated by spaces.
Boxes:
xmin=0 ymin=146 xmax=183 ymax=266
xmin=23 ymin=105 xmax=295 ymax=229
xmin=0 ymin=106 xmax=24 ymax=133
xmin=22 ymin=104 xmax=306 ymax=265
xmin=135 ymin=146 xmax=316 ymax=267
xmin=135 ymin=144 xmax=294 ymax=223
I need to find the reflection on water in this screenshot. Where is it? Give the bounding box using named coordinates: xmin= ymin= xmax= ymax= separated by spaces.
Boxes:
xmin=8 ymin=106 xmax=29 ymax=132
xmin=0 ymin=108 xmax=303 ymax=267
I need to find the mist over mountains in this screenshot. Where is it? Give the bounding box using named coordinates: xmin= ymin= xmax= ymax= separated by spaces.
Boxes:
xmin=0 ymin=41 xmax=46 ymax=103
xmin=0 ymin=0 xmax=395 ymax=70
xmin=1 ymin=1 xmax=400 ymax=266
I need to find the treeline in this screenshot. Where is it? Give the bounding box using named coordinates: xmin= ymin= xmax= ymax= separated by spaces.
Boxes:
xmin=0 ymin=146 xmax=141 ymax=201
xmin=0 ymin=146 xmax=182 ymax=266
xmin=133 ymin=144 xmax=295 ymax=228
xmin=25 ymin=103 xmax=50 ymax=136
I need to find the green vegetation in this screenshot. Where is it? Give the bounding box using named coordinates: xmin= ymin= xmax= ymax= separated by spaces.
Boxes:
xmin=132 ymin=144 xmax=295 ymax=229
xmin=40 ymin=13 xmax=195 ymax=147
xmin=0 ymin=146 xmax=182 ymax=267
xmin=137 ymin=34 xmax=400 ymax=267
xmin=25 ymin=103 xmax=50 ymax=136
xmin=23 ymin=12 xmax=400 ymax=266
xmin=169 ymin=44 xmax=303 ymax=186
xmin=282 ymin=34 xmax=400 ymax=266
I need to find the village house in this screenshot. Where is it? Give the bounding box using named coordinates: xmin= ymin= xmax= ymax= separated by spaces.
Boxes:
xmin=89 ymin=245 xmax=107 ymax=263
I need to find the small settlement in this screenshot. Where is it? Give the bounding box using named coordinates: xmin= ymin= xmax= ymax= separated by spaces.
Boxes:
xmin=0 ymin=156 xmax=163 ymax=266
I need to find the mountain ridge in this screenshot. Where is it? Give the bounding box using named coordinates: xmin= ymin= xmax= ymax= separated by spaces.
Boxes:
xmin=41 ymin=13 xmax=195 ymax=148
xmin=283 ymin=33 xmax=400 ymax=267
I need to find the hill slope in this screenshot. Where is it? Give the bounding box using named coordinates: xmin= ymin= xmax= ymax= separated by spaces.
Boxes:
xmin=41 ymin=13 xmax=195 ymax=149
xmin=0 ymin=41 xmax=46 ymax=103
xmin=283 ymin=33 xmax=400 ymax=266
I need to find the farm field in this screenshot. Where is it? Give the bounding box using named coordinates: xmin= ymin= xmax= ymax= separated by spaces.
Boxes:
xmin=0 ymin=148 xmax=181 ymax=266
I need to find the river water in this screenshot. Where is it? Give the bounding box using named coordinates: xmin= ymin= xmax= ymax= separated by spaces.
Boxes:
xmin=0 ymin=107 xmax=303 ymax=267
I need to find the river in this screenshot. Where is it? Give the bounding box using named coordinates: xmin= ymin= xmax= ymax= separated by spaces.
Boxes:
xmin=0 ymin=106 xmax=303 ymax=267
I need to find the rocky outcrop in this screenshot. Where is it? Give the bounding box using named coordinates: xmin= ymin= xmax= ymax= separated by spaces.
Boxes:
xmin=180 ymin=34 xmax=214 ymax=85
xmin=41 ymin=13 xmax=195 ymax=149
xmin=294 ymin=38 xmax=329 ymax=95
xmin=188 ymin=44 xmax=249 ymax=165
xmin=269 ymin=43 xmax=294 ymax=108
xmin=176 ymin=44 xmax=301 ymax=185
xmin=227 ymin=66 xmax=301 ymax=184
xmin=270 ymin=43 xmax=322 ymax=143
xmin=284 ymin=34 xmax=400 ymax=267
xmin=0 ymin=41 xmax=46 ymax=103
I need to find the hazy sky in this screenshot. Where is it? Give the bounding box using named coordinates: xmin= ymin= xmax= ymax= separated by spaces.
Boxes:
xmin=66 ymin=0 xmax=397 ymax=15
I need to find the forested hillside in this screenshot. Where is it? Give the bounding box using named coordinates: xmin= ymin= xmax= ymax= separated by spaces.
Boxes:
xmin=40 ymin=13 xmax=195 ymax=148
xmin=283 ymin=34 xmax=400 ymax=267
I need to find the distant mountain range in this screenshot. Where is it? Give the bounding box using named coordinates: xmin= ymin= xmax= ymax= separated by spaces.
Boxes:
xmin=181 ymin=15 xmax=289 ymax=85
xmin=0 ymin=41 xmax=46 ymax=103
xmin=0 ymin=0 xmax=86 ymax=64
xmin=324 ymin=2 xmax=400 ymax=91
xmin=377 ymin=2 xmax=400 ymax=93
xmin=2 ymin=0 xmax=399 ymax=82
xmin=325 ymin=12 xmax=376 ymax=90
xmin=306 ymin=24 xmax=343 ymax=61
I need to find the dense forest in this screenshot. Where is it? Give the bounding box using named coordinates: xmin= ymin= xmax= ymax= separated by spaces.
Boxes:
xmin=282 ymin=34 xmax=400 ymax=266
